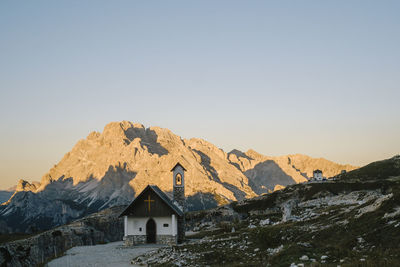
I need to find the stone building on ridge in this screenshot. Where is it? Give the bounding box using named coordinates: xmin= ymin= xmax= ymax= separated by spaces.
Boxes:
xmin=312 ymin=169 xmax=323 ymax=181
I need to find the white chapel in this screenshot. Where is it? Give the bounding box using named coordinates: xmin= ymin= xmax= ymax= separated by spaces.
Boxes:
xmin=119 ymin=163 xmax=186 ymax=245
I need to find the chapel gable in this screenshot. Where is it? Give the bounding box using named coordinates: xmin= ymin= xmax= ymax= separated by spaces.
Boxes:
xmin=120 ymin=185 xmax=183 ymax=218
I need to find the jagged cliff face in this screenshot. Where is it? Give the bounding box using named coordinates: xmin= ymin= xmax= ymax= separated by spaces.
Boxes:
xmin=0 ymin=121 xmax=357 ymax=233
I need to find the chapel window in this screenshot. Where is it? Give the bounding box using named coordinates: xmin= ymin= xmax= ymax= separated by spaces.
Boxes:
xmin=176 ymin=173 xmax=182 ymax=185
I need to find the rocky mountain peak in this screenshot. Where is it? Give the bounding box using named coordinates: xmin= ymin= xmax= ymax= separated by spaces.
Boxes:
xmin=245 ymin=149 xmax=263 ymax=160
xmin=0 ymin=121 xmax=359 ymax=233
xmin=15 ymin=180 xmax=38 ymax=192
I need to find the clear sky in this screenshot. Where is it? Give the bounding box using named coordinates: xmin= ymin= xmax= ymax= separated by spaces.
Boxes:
xmin=1 ymin=1 xmax=399 ymax=189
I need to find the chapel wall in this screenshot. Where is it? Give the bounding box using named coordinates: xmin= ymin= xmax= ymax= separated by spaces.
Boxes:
xmin=155 ymin=216 xmax=177 ymax=235
xmin=126 ymin=217 xmax=148 ymax=235
xmin=126 ymin=216 xmax=177 ymax=236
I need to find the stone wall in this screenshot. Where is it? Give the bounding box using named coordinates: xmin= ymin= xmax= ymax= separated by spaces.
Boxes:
xmin=173 ymin=186 xmax=186 ymax=244
xmin=123 ymin=235 xmax=146 ymax=246
xmin=173 ymin=185 xmax=185 ymax=210
xmin=124 ymin=234 xmax=177 ymax=246
xmin=177 ymin=216 xmax=185 ymax=243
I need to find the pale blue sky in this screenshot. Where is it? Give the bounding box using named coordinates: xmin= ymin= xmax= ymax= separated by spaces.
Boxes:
xmin=1 ymin=1 xmax=399 ymax=189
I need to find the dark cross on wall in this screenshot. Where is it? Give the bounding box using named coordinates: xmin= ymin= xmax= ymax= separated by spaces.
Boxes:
xmin=144 ymin=195 xmax=155 ymax=212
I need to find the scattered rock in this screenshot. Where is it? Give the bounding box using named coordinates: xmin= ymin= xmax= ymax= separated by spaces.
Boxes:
xmin=299 ymin=255 xmax=309 ymax=261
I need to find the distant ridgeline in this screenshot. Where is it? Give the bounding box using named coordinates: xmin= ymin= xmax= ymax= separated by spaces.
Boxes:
xmin=0 ymin=121 xmax=357 ymax=233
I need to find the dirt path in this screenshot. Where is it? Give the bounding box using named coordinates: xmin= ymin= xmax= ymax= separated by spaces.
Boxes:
xmin=47 ymin=241 xmax=162 ymax=267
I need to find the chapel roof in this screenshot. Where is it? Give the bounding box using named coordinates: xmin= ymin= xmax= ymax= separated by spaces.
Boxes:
xmin=119 ymin=185 xmax=184 ymax=217
xmin=171 ymin=162 xmax=187 ymax=172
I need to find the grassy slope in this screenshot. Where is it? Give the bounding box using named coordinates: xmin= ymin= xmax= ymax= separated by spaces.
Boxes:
xmin=338 ymin=155 xmax=400 ymax=182
xmin=138 ymin=155 xmax=400 ymax=266
xmin=180 ymin=182 xmax=400 ymax=266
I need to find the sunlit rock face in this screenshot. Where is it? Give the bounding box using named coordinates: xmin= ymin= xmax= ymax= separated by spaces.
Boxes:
xmin=0 ymin=121 xmax=357 ymax=233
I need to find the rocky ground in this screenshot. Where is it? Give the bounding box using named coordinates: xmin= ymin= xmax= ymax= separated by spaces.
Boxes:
xmin=131 ymin=156 xmax=400 ymax=266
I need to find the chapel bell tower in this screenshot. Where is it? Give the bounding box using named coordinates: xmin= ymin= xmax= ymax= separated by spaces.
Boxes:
xmin=171 ymin=162 xmax=186 ymax=243
xmin=171 ymin=162 xmax=186 ymax=211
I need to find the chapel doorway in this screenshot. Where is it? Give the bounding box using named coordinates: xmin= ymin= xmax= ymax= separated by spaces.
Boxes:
xmin=146 ymin=218 xmax=156 ymax=243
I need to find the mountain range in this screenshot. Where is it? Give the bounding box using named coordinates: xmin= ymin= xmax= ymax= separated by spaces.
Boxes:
xmin=0 ymin=121 xmax=357 ymax=233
